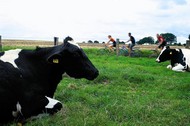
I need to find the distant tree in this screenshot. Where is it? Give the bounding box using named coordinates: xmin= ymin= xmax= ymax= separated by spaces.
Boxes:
xmin=88 ymin=40 xmax=93 ymax=43
xmin=119 ymin=41 xmax=125 ymax=44
xmin=94 ymin=40 xmax=99 ymax=43
xmin=173 ymin=42 xmax=178 ymax=46
xmin=160 ymin=33 xmax=177 ymax=44
xmin=173 ymin=42 xmax=182 ymax=46
xmin=178 ymin=43 xmax=182 ymax=46
xmin=138 ymin=36 xmax=154 ymax=45
xmin=188 ymin=34 xmax=190 ymax=40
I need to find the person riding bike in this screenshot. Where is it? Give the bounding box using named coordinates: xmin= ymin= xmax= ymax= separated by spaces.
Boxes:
xmin=106 ymin=35 xmax=116 ymax=52
xmin=126 ymin=32 xmax=136 ymax=56
xmin=156 ymin=33 xmax=167 ymax=50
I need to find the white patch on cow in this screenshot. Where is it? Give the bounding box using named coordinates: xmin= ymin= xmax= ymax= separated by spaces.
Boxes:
xmin=181 ymin=49 xmax=190 ymax=69
xmin=172 ymin=64 xmax=186 ymax=72
xmin=62 ymin=73 xmax=70 ymax=78
xmin=156 ymin=58 xmax=160 ymax=62
xmin=175 ymin=49 xmax=180 ymax=52
xmin=167 ymin=65 xmax=172 ymax=69
xmin=0 ymin=49 xmax=21 ymax=68
xmin=27 ymin=97 xmax=62 ymax=121
xmin=45 ymin=96 xmax=61 ymax=109
xmin=12 ymin=102 xmax=22 ymax=117
xmin=68 ymin=40 xmax=81 ymax=48
xmin=156 ymin=47 xmax=167 ymax=62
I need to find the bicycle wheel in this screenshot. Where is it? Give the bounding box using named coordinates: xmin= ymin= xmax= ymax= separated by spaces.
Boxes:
xmin=149 ymin=50 xmax=159 ymax=58
xmin=119 ymin=49 xmax=128 ymax=56
xmin=131 ymin=49 xmax=142 ymax=57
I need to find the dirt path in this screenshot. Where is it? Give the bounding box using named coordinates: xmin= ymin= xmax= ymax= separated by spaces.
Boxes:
xmin=1 ymin=39 xmax=184 ymax=50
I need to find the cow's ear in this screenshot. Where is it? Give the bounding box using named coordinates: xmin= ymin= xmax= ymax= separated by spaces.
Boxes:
xmin=166 ymin=46 xmax=170 ymax=49
xmin=47 ymin=54 xmax=62 ymax=64
xmin=63 ymin=36 xmax=73 ymax=44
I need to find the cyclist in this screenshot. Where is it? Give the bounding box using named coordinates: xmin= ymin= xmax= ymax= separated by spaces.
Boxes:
xmin=126 ymin=32 xmax=136 ymax=56
xmin=106 ymin=35 xmax=116 ymax=52
xmin=156 ymin=34 xmax=167 ymax=50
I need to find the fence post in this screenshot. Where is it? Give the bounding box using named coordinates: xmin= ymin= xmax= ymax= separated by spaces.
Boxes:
xmin=116 ymin=38 xmax=120 ymax=56
xmin=0 ymin=35 xmax=2 ymax=51
xmin=54 ymin=37 xmax=59 ymax=46
xmin=186 ymin=40 xmax=190 ymax=48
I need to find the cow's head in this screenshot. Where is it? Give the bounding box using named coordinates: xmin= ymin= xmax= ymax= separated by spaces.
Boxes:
xmin=48 ymin=36 xmax=99 ymax=80
xmin=156 ymin=46 xmax=172 ymax=63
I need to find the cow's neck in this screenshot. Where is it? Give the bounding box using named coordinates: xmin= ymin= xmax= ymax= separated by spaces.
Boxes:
xmin=17 ymin=48 xmax=65 ymax=97
xmin=170 ymin=49 xmax=186 ymax=66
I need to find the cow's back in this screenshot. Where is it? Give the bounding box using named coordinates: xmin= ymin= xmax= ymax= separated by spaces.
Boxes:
xmin=0 ymin=61 xmax=22 ymax=123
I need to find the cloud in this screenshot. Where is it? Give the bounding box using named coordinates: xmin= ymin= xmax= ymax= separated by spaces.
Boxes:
xmin=158 ymin=0 xmax=187 ymax=9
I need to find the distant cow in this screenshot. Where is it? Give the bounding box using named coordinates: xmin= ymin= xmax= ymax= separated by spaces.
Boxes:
xmin=156 ymin=46 xmax=190 ymax=72
xmin=0 ymin=37 xmax=99 ymax=124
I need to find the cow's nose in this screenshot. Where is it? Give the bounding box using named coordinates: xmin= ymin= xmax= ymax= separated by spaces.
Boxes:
xmin=95 ymin=70 xmax=99 ymax=77
xmin=88 ymin=70 xmax=99 ymax=80
xmin=156 ymin=58 xmax=160 ymax=63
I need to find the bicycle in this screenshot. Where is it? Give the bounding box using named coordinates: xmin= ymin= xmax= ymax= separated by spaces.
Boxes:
xmin=149 ymin=48 xmax=160 ymax=58
xmin=131 ymin=47 xmax=142 ymax=57
xmin=119 ymin=45 xmax=142 ymax=57
xmin=99 ymin=44 xmax=116 ymax=55
xmin=119 ymin=46 xmax=128 ymax=56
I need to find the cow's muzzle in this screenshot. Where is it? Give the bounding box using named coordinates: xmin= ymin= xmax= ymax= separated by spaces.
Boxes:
xmin=88 ymin=70 xmax=99 ymax=80
xmin=156 ymin=58 xmax=160 ymax=63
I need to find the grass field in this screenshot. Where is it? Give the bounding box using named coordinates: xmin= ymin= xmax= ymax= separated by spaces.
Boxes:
xmin=4 ymin=47 xmax=190 ymax=126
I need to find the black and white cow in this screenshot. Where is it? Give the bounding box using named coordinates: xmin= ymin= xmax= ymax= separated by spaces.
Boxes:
xmin=0 ymin=37 xmax=99 ymax=124
xmin=156 ymin=46 xmax=190 ymax=72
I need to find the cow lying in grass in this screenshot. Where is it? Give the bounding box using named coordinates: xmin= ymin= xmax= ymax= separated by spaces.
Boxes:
xmin=0 ymin=36 xmax=99 ymax=124
xmin=156 ymin=46 xmax=190 ymax=72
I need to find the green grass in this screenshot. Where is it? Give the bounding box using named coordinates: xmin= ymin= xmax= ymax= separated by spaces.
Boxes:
xmin=5 ymin=47 xmax=190 ymax=126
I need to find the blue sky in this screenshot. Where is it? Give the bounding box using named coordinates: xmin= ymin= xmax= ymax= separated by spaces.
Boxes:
xmin=0 ymin=0 xmax=190 ymax=43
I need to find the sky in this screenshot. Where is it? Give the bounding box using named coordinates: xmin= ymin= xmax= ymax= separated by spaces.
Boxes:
xmin=0 ymin=0 xmax=190 ymax=43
